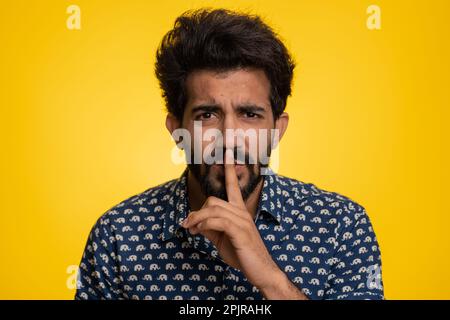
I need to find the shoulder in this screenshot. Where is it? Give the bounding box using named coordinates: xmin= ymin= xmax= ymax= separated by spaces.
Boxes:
xmin=91 ymin=178 xmax=179 ymax=236
xmin=275 ymin=174 xmax=370 ymax=231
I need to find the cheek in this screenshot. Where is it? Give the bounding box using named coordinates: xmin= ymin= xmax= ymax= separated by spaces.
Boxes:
xmin=244 ymin=130 xmax=272 ymax=163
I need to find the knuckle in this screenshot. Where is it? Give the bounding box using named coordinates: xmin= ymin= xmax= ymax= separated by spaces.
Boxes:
xmin=187 ymin=212 xmax=195 ymax=221
xmin=206 ymin=196 xmax=218 ymax=206
xmin=241 ymin=218 xmax=253 ymax=229
xmin=210 ymin=205 xmax=220 ymax=213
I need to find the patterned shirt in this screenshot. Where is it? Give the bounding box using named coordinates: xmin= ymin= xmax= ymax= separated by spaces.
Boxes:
xmin=75 ymin=168 xmax=384 ymax=300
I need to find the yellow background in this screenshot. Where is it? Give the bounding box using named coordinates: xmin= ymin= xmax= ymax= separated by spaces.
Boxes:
xmin=0 ymin=0 xmax=448 ymax=299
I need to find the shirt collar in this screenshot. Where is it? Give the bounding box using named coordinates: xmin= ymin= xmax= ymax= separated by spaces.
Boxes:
xmin=159 ymin=167 xmax=190 ymax=242
xmin=159 ymin=167 xmax=284 ymax=242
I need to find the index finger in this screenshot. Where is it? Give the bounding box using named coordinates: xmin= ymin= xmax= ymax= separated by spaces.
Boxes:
xmin=224 ymin=149 xmax=246 ymax=208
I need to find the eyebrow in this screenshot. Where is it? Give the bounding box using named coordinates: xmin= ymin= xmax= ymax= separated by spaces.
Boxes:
xmin=191 ymin=105 xmax=222 ymax=114
xmin=190 ymin=104 xmax=267 ymax=114
xmin=236 ymin=105 xmax=266 ymax=114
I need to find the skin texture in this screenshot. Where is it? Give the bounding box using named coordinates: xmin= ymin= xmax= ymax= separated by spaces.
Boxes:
xmin=165 ymin=68 xmax=308 ymax=299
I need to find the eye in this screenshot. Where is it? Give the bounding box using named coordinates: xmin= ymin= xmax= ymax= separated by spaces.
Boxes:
xmin=196 ymin=112 xmax=214 ymax=120
xmin=245 ymin=112 xmax=259 ymax=118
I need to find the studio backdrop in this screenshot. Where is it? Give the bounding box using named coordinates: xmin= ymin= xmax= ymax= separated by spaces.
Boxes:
xmin=0 ymin=0 xmax=448 ymax=299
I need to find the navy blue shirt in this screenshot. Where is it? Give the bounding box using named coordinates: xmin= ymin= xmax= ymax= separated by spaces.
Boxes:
xmin=75 ymin=168 xmax=384 ymax=300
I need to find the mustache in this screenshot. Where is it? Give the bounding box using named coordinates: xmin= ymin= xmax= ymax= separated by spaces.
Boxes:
xmin=186 ymin=142 xmax=272 ymax=167
xmin=209 ymin=147 xmax=254 ymax=165
xmin=188 ymin=146 xmax=259 ymax=165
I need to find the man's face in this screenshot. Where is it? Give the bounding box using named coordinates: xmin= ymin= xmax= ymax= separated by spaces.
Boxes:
xmin=175 ymin=68 xmax=286 ymax=201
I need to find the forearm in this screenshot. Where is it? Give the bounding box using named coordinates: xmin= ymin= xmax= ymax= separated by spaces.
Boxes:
xmin=258 ymin=269 xmax=309 ymax=300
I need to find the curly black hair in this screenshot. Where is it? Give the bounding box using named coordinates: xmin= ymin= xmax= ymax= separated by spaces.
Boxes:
xmin=155 ymin=8 xmax=295 ymax=121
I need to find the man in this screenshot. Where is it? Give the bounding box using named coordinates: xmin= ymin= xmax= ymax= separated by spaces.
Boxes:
xmin=75 ymin=8 xmax=384 ymax=300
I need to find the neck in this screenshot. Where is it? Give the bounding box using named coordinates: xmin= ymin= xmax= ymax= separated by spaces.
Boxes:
xmin=187 ymin=169 xmax=264 ymax=219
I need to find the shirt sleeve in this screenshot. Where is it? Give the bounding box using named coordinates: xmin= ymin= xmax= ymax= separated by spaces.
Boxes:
xmin=75 ymin=215 xmax=122 ymax=300
xmin=324 ymin=204 xmax=384 ymax=300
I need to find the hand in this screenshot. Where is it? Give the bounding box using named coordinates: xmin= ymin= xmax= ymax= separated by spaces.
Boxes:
xmin=182 ymin=149 xmax=281 ymax=291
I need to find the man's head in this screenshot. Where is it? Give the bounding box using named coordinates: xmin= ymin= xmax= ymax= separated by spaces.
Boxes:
xmin=156 ymin=8 xmax=295 ymax=201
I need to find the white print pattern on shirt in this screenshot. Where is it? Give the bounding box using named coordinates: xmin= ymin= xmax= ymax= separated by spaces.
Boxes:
xmin=76 ymin=168 xmax=384 ymax=300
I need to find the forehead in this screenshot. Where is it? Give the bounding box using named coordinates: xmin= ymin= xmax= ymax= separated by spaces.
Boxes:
xmin=185 ymin=68 xmax=271 ymax=107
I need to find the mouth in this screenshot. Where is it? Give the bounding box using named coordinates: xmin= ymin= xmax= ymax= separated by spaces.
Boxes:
xmin=211 ymin=163 xmax=246 ymax=174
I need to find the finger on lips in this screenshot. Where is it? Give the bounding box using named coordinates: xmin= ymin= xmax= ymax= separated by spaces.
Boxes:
xmin=224 ymin=149 xmax=246 ymax=208
xmin=183 ymin=148 xmax=248 ymax=232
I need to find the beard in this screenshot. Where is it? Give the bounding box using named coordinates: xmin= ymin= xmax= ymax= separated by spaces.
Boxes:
xmin=187 ymin=147 xmax=269 ymax=201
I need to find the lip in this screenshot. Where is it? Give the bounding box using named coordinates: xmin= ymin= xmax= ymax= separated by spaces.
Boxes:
xmin=212 ymin=163 xmax=246 ymax=173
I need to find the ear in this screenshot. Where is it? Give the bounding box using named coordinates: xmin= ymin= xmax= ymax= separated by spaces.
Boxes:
xmin=274 ymin=112 xmax=289 ymax=140
xmin=166 ymin=113 xmax=183 ymax=148
xmin=165 ymin=113 xmax=180 ymax=136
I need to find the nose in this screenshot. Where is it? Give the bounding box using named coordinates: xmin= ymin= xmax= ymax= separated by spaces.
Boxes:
xmin=222 ymin=113 xmax=241 ymax=150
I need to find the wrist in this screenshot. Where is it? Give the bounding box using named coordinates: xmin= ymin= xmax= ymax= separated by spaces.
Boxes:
xmin=257 ymin=267 xmax=288 ymax=295
xmin=257 ymin=267 xmax=308 ymax=300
